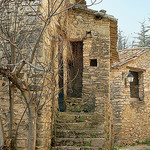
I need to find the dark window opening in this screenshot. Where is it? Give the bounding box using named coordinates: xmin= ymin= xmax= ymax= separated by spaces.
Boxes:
xmin=90 ymin=59 xmax=97 ymax=67
xmin=86 ymin=31 xmax=92 ymax=38
xmin=130 ymin=71 xmax=139 ymax=98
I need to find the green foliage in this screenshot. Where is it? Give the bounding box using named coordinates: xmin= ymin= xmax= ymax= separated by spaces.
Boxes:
xmin=83 ymin=109 xmax=88 ymax=113
xmin=50 ymin=146 xmax=53 ymax=150
xmin=107 ymin=131 xmax=109 ymax=140
xmin=114 ymin=145 xmax=122 ymax=150
xmin=141 ymin=140 xmax=150 ymax=145
xmin=131 ymin=143 xmax=136 ymax=146
xmin=85 ymin=142 xmax=91 ymax=146
xmin=90 ymin=133 xmax=96 ymax=137
xmin=56 ymin=110 xmax=60 ymax=123
xmin=79 ymin=116 xmax=84 ymax=122
xmin=56 ymin=118 xmax=59 ymax=123
xmin=56 ymin=110 xmax=59 ymax=116
xmin=76 ymin=116 xmax=84 ymax=122
xmin=133 ymin=21 xmax=150 ymax=47
xmin=72 ymin=110 xmax=81 ymax=112
xmin=135 ymin=140 xmax=150 ymax=146
xmin=135 ymin=140 xmax=140 ymax=144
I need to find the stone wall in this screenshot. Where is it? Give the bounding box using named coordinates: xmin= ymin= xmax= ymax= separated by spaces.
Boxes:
xmin=110 ymin=50 xmax=150 ymax=146
xmin=66 ymin=7 xmax=115 ymax=109
xmin=64 ymin=8 xmax=117 ymax=149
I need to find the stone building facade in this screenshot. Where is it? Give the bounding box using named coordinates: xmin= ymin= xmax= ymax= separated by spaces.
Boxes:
xmin=110 ymin=48 xmax=150 ymax=146
xmin=0 ymin=0 xmax=119 ymax=149
xmin=52 ymin=3 xmax=118 ymax=150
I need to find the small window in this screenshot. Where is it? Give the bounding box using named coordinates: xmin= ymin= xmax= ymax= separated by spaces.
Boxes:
xmin=90 ymin=59 xmax=97 ymax=67
xmin=130 ymin=71 xmax=139 ymax=98
xmin=130 ymin=71 xmax=144 ymax=100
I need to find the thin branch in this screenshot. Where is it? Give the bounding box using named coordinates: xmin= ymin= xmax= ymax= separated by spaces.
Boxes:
xmin=0 ymin=35 xmax=20 ymax=50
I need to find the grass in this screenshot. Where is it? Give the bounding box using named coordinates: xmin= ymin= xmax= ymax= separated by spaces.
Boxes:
xmin=76 ymin=116 xmax=84 ymax=122
xmin=85 ymin=142 xmax=91 ymax=146
xmin=56 ymin=118 xmax=59 ymax=122
xmin=56 ymin=110 xmax=59 ymax=116
xmin=142 ymin=140 xmax=150 ymax=145
xmin=79 ymin=116 xmax=84 ymax=122
xmin=114 ymin=140 xmax=150 ymax=150
xmin=135 ymin=140 xmax=140 ymax=144
xmin=50 ymin=146 xmax=53 ymax=150
xmin=90 ymin=133 xmax=97 ymax=137
xmin=135 ymin=140 xmax=150 ymax=146
xmin=131 ymin=143 xmax=136 ymax=146
xmin=114 ymin=146 xmax=122 ymax=150
xmin=107 ymin=131 xmax=110 ymax=140
xmin=72 ymin=110 xmax=81 ymax=112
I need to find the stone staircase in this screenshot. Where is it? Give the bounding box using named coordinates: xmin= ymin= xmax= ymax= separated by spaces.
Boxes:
xmin=52 ymin=97 xmax=105 ymax=150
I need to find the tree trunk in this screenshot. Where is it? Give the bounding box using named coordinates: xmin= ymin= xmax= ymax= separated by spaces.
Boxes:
xmin=9 ymin=37 xmax=16 ymax=138
xmin=28 ymin=103 xmax=37 ymax=150
xmin=0 ymin=116 xmax=4 ymax=148
xmin=22 ymin=91 xmax=37 ymax=150
xmin=9 ymin=83 xmax=14 ymax=138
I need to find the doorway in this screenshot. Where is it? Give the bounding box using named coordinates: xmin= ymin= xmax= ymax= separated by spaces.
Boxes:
xmin=67 ymin=41 xmax=83 ymax=98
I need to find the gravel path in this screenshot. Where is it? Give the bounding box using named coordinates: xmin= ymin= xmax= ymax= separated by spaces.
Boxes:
xmin=120 ymin=145 xmax=150 ymax=150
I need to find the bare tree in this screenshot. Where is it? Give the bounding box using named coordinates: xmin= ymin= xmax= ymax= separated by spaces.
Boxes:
xmin=0 ymin=116 xmax=4 ymax=148
xmin=0 ymin=0 xmax=101 ymax=149
xmin=117 ymin=29 xmax=129 ymax=50
xmin=0 ymin=0 xmax=71 ymax=149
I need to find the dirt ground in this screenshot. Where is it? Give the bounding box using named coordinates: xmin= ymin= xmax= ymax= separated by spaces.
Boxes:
xmin=120 ymin=145 xmax=150 ymax=150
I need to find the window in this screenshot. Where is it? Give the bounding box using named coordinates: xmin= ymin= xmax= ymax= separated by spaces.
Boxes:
xmin=130 ymin=71 xmax=139 ymax=98
xmin=130 ymin=71 xmax=144 ymax=100
xmin=90 ymin=59 xmax=97 ymax=67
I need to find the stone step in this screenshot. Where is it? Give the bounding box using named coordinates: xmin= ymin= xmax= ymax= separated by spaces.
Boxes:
xmin=57 ymin=112 xmax=104 ymax=123
xmin=65 ymin=105 xmax=84 ymax=112
xmin=56 ymin=129 xmax=104 ymax=138
xmin=55 ymin=138 xmax=105 ymax=147
xmin=53 ymin=146 xmax=102 ymax=150
xmin=56 ymin=122 xmax=104 ymax=130
xmin=65 ymin=97 xmax=82 ymax=103
xmin=65 ymin=97 xmax=85 ymax=112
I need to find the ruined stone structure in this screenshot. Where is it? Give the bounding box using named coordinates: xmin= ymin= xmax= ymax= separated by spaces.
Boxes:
xmin=111 ymin=48 xmax=150 ymax=146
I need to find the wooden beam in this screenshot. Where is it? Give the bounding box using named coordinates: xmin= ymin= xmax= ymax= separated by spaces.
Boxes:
xmin=126 ymin=66 xmax=146 ymax=72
